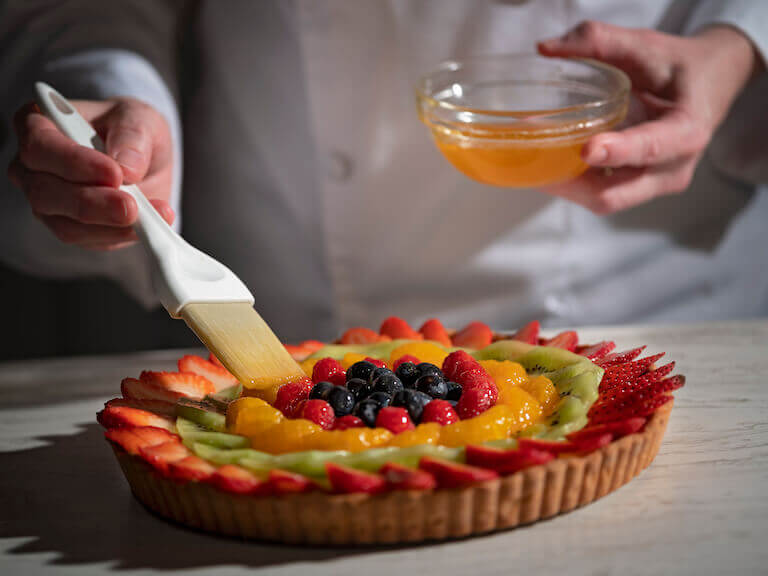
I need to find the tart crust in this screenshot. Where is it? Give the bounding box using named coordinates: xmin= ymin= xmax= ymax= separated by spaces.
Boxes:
xmin=110 ymin=402 xmax=672 ymax=545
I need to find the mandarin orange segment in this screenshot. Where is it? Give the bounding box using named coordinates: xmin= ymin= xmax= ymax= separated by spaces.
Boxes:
xmin=310 ymin=427 xmax=394 ymax=452
xmin=252 ymin=419 xmax=323 ymax=454
xmin=387 ymin=423 xmax=442 ymax=447
xmin=499 ymin=387 xmax=543 ymax=429
xmin=389 ymin=342 xmax=449 ymax=368
xmin=439 ymin=405 xmax=514 ymax=447
xmin=300 ymin=357 xmax=320 ymax=378
xmin=480 ymin=359 xmax=528 ymax=386
xmin=341 ymin=353 xmax=369 ymax=370
xmin=519 ymin=375 xmax=558 ymax=414
xmin=227 ymin=399 xmax=284 ymax=437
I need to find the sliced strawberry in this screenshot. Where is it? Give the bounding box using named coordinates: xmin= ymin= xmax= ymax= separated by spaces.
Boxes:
xmin=418 ymin=318 xmax=452 ymax=347
xmin=97 ymin=404 xmax=174 ymax=431
xmin=464 ymin=445 xmax=554 ymax=474
xmin=139 ymin=441 xmax=190 ymax=474
xmin=208 ymin=353 xmax=225 ymax=368
xmin=600 ymin=361 xmax=676 ymax=394
xmin=121 ymin=377 xmax=186 ymax=404
xmin=599 ymin=353 xmax=666 ymax=389
xmin=419 ymin=456 xmax=497 ymax=488
xmin=595 ymin=346 xmax=647 ymax=367
xmin=139 ymin=371 xmax=216 ymax=399
xmin=576 ymin=341 xmax=616 ymax=360
xmin=178 ymin=354 xmax=238 ymax=392
xmin=566 ymin=417 xmax=647 ymax=444
xmin=167 ymin=455 xmax=216 ymax=482
xmin=104 ymin=397 xmax=176 ymax=417
xmin=209 ymin=464 xmax=264 ymax=494
xmin=380 ymin=462 xmax=436 ymax=490
xmin=284 ymin=343 xmax=312 ymax=361
xmin=105 ymin=426 xmax=178 ymax=455
xmin=452 ymin=322 xmax=493 ymax=348
xmin=268 ymin=469 xmax=316 ymax=494
xmin=588 ymin=394 xmax=673 ymax=425
xmin=517 ymin=436 xmax=611 ymax=454
xmin=301 ymin=340 xmax=326 ymax=353
xmin=326 ymin=463 xmax=387 ymax=494
xmin=541 ymin=330 xmax=578 ymax=351
xmin=393 ymin=355 xmax=420 ymax=370
xmin=340 ymin=327 xmax=381 ymax=345
xmin=511 ymin=320 xmax=540 ymax=344
xmin=379 ymin=316 xmax=423 ymax=340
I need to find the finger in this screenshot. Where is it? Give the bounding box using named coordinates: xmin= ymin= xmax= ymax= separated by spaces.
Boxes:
xmin=41 ymin=215 xmax=138 ymax=246
xmin=96 ymin=99 xmax=170 ymax=185
xmin=537 ymin=21 xmax=673 ymax=91
xmin=582 ymin=109 xmax=708 ymax=167
xmin=544 ymin=160 xmax=695 ymax=214
xmin=85 ymin=241 xmax=137 ymax=252
xmin=13 ymin=102 xmax=122 ymax=186
xmin=149 ymin=198 xmax=176 ymax=226
xmin=10 ymin=160 xmax=138 ymax=226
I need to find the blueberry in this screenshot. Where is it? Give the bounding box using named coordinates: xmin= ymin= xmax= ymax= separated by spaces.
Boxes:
xmin=373 ymin=372 xmax=404 ymax=396
xmin=368 ymin=366 xmax=393 ymax=384
xmin=395 ymin=362 xmax=420 ymax=388
xmin=353 ymin=399 xmax=381 ymax=427
xmin=416 ymin=362 xmax=442 ymax=378
xmin=392 ymin=389 xmax=432 ymax=422
xmin=446 ymin=381 xmax=463 ymax=401
xmin=415 ymin=374 xmax=448 ymax=399
xmin=309 ymin=381 xmax=335 ymax=401
xmin=346 ymin=377 xmax=374 ymax=402
xmin=346 ymin=361 xmax=376 ymax=382
xmin=368 ymin=391 xmax=393 ymax=408
xmin=327 ymin=386 xmax=355 ymax=417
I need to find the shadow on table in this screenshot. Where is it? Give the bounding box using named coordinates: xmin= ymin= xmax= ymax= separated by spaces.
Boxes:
xmin=0 ymin=424 xmax=370 ymax=570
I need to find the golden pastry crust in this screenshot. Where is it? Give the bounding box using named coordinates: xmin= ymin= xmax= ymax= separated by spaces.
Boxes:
xmin=111 ymin=401 xmax=672 ymax=545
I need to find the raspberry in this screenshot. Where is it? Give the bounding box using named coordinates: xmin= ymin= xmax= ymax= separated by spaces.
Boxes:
xmin=273 ymin=378 xmax=312 ymax=417
xmin=298 ymin=399 xmax=336 ymax=430
xmin=334 ymin=415 xmax=365 ymax=430
xmin=364 ymin=357 xmax=388 ymax=369
xmin=456 ymin=387 xmax=494 ymax=419
xmin=456 ymin=368 xmax=498 ymax=404
xmin=312 ymin=357 xmax=345 ymax=384
xmin=375 ymin=407 xmax=415 ymax=434
xmin=442 ymin=350 xmax=478 ymax=380
xmin=421 ymin=399 xmax=459 ymax=426
xmin=393 ymin=354 xmax=420 ymax=371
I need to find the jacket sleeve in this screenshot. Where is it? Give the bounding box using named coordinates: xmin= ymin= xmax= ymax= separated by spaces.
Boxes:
xmin=684 ymin=0 xmax=768 ymax=186
xmin=0 ymin=0 xmax=184 ymax=308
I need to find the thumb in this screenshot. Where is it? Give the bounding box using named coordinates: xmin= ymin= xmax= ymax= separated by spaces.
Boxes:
xmin=99 ymin=99 xmax=166 ymax=185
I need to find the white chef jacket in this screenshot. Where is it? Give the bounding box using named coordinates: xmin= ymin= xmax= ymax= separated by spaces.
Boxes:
xmin=1 ymin=0 xmax=767 ymax=345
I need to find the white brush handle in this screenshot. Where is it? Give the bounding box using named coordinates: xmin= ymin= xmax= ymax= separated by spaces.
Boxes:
xmin=34 ymin=82 xmax=254 ymax=317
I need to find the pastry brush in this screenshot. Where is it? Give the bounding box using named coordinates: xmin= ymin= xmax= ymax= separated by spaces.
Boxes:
xmin=34 ymin=82 xmax=305 ymax=390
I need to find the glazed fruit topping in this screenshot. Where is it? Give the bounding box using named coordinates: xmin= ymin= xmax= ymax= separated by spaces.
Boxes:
xmin=418 ymin=456 xmax=498 ymax=488
xmin=375 ymin=407 xmax=415 ymax=434
xmin=421 ymin=399 xmax=459 ymax=426
xmin=297 ymin=399 xmax=336 ymax=430
xmin=312 ymin=357 xmax=346 ymax=386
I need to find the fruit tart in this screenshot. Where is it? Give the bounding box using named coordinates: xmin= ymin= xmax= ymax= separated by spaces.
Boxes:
xmin=99 ymin=317 xmax=683 ymax=545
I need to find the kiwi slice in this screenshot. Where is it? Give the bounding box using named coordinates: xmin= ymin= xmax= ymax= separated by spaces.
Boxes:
xmin=206 ymin=384 xmax=243 ymax=411
xmin=193 ymin=442 xmax=273 ymax=467
xmin=305 ymin=339 xmax=412 ymax=362
xmin=473 ymin=340 xmax=534 ymax=362
xmin=273 ymin=450 xmax=350 ymax=477
xmin=176 ymin=418 xmax=250 ymax=449
xmin=175 ymin=399 xmax=226 ymax=431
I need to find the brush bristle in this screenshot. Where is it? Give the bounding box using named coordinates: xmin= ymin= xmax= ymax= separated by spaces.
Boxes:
xmin=181 ymin=302 xmax=305 ymax=390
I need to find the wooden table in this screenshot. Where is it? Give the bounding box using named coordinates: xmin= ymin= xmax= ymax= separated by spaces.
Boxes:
xmin=1 ymin=320 xmax=766 ymax=576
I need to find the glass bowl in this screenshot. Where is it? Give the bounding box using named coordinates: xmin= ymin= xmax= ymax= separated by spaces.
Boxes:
xmin=416 ymin=54 xmax=630 ymax=188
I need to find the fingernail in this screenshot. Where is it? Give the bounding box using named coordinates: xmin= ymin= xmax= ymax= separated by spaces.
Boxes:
xmin=586 ymin=146 xmax=608 ymax=165
xmin=114 ymin=149 xmax=144 ymax=173
xmin=111 ymin=198 xmax=129 ymax=224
